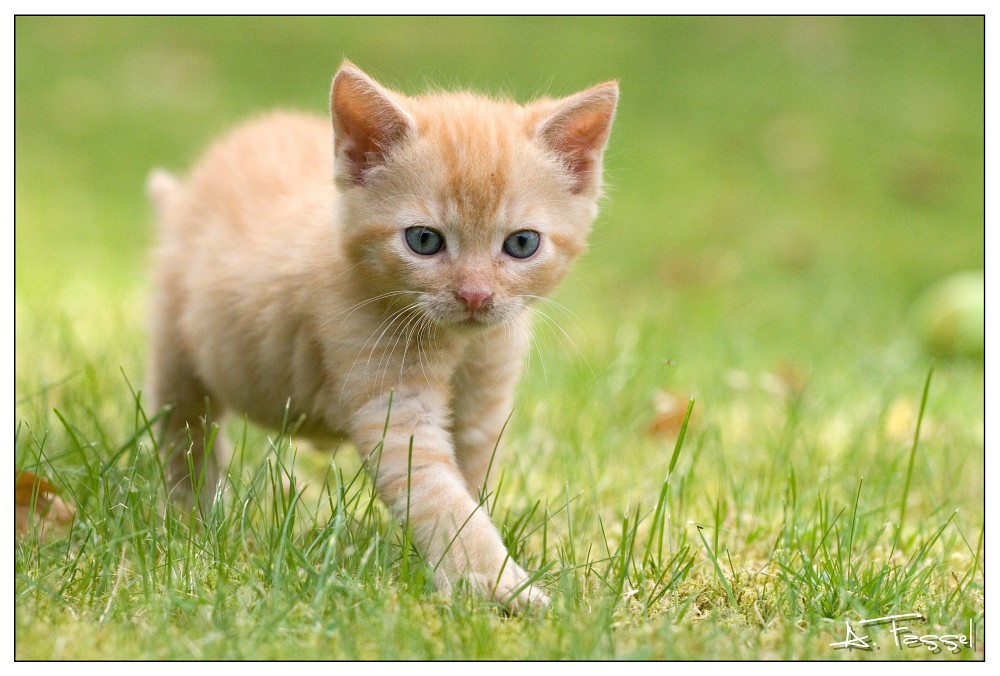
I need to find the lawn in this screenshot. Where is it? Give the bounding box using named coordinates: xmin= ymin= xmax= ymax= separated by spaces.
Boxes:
xmin=14 ymin=16 xmax=984 ymax=660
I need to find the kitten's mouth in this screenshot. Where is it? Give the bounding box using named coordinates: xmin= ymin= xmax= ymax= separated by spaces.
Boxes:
xmin=453 ymin=311 xmax=495 ymax=329
xmin=444 ymin=304 xmax=510 ymax=330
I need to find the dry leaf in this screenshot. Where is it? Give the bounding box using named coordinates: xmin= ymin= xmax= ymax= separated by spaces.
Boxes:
xmin=15 ymin=471 xmax=75 ymax=538
xmin=648 ymin=389 xmax=694 ymax=438
xmin=759 ymin=362 xmax=807 ymax=400
xmin=774 ymin=361 xmax=807 ymax=398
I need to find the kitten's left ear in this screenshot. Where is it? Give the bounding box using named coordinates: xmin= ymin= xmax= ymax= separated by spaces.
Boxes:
xmin=536 ymin=81 xmax=619 ymax=195
xmin=331 ymin=61 xmax=415 ymax=187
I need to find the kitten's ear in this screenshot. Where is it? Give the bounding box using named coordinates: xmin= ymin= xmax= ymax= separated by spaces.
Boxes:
xmin=331 ymin=61 xmax=414 ymax=186
xmin=536 ymin=81 xmax=619 ymax=195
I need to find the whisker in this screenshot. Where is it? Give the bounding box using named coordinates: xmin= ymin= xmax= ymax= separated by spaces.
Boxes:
xmin=363 ymin=303 xmax=421 ymax=395
xmin=510 ymin=309 xmax=546 ymax=385
xmin=379 ymin=308 xmax=423 ymax=394
xmin=315 ymin=290 xmax=422 ymax=332
xmin=397 ymin=308 xmax=428 ymax=385
xmin=518 ymin=294 xmax=586 ymax=333
xmin=526 ymin=304 xmax=595 ymax=382
xmin=415 ymin=315 xmax=448 ymax=395
xmin=340 ymin=301 xmax=420 ymax=401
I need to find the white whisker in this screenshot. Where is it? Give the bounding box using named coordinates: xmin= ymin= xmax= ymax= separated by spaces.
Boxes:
xmin=315 ymin=290 xmax=421 ymax=332
xmin=364 ymin=303 xmax=421 ymax=396
xmin=340 ymin=301 xmax=421 ymax=401
xmin=524 ymin=302 xmax=595 ymax=383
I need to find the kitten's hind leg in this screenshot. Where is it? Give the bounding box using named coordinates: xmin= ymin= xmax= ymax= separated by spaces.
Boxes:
xmin=151 ymin=371 xmax=228 ymax=509
xmin=146 ymin=304 xmax=228 ymax=510
xmin=159 ymin=395 xmax=229 ymax=510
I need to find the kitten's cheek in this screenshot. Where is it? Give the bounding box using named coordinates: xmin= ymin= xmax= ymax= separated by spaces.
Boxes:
xmin=533 ymin=261 xmax=569 ymax=296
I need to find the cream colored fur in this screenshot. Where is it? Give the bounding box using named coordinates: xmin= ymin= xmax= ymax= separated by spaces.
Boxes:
xmin=146 ymin=61 xmax=617 ymax=611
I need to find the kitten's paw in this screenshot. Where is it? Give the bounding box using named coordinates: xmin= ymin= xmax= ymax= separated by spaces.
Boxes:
xmin=464 ymin=565 xmax=550 ymax=613
xmin=496 ymin=577 xmax=550 ymax=614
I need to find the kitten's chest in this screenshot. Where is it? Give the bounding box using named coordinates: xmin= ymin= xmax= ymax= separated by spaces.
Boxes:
xmin=273 ymin=318 xmax=462 ymax=444
xmin=319 ymin=310 xmax=467 ymax=396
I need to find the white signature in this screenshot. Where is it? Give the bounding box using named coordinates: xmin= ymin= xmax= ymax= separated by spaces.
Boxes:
xmin=829 ymin=613 xmax=978 ymax=654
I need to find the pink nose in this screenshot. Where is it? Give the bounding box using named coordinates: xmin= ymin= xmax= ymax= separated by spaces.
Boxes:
xmin=457 ymin=289 xmax=493 ymax=312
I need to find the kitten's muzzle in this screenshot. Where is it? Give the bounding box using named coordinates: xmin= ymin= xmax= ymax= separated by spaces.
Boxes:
xmin=456 ymin=289 xmax=493 ymax=313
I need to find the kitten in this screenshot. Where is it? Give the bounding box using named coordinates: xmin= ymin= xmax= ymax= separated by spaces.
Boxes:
xmin=146 ymin=61 xmax=617 ymax=611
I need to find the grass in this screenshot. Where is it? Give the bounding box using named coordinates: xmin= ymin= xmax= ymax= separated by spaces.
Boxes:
xmin=14 ymin=16 xmax=984 ymax=660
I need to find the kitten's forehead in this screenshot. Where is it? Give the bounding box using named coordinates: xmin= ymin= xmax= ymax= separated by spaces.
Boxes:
xmin=409 ymin=95 xmax=541 ymax=224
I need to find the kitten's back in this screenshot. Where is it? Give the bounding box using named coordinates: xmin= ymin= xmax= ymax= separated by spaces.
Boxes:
xmin=160 ymin=111 xmax=334 ymax=241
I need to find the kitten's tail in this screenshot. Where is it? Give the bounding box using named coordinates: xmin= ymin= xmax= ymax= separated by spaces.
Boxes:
xmin=146 ymin=168 xmax=181 ymax=219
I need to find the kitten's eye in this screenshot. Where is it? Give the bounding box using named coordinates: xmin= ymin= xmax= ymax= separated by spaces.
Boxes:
xmin=404 ymin=226 xmax=445 ymax=256
xmin=503 ymin=230 xmax=541 ymax=259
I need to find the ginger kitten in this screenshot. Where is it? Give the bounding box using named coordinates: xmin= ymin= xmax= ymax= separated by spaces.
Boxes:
xmin=146 ymin=61 xmax=617 ymax=610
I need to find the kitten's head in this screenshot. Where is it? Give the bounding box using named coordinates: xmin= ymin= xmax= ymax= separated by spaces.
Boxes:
xmin=331 ymin=61 xmax=617 ymax=330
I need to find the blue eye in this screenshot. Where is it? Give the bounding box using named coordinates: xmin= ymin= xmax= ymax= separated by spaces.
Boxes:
xmin=405 ymin=226 xmax=445 ymax=255
xmin=503 ymin=230 xmax=540 ymax=259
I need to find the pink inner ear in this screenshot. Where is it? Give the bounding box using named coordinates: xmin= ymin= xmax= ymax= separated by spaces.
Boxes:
xmin=539 ymin=85 xmax=617 ymax=194
xmin=332 ymin=71 xmax=411 ymax=185
xmin=548 ymin=110 xmax=611 ymax=192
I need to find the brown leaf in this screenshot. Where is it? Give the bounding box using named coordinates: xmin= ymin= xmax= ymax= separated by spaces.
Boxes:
xmin=774 ymin=361 xmax=807 ymax=398
xmin=648 ymin=389 xmax=694 ymax=438
xmin=759 ymin=362 xmax=808 ymax=401
xmin=15 ymin=470 xmax=75 ymax=538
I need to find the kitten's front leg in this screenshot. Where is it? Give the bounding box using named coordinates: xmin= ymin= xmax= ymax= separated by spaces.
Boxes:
xmin=450 ymin=322 xmax=530 ymax=495
xmin=350 ymin=387 xmax=548 ymax=611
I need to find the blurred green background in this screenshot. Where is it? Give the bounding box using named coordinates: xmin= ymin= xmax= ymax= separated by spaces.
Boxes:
xmin=15 ymin=15 xmax=983 ymax=405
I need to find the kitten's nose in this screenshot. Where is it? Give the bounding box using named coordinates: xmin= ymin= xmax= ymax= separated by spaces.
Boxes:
xmin=457 ymin=289 xmax=493 ymax=312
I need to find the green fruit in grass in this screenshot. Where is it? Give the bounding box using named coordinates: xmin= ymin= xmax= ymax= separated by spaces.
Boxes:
xmin=916 ymin=271 xmax=984 ymax=358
